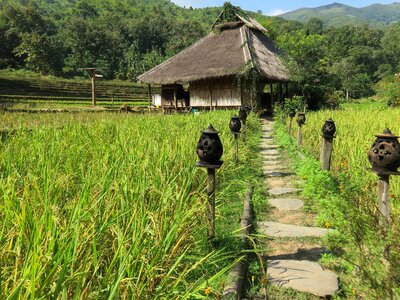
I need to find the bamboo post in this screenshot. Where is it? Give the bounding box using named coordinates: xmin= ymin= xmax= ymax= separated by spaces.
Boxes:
xmin=234 ymin=133 xmax=239 ymax=163
xmin=378 ymin=174 xmax=390 ymax=224
xmin=320 ymin=137 xmax=333 ymax=171
xmin=297 ymin=125 xmax=302 ymax=148
xmin=296 ymin=113 xmax=306 ymax=148
xmin=320 ymin=119 xmax=336 ymax=171
xmin=289 ymin=117 xmax=293 ymax=135
xmin=207 ymin=168 xmax=216 ymax=240
xmin=367 ymin=128 xmax=400 ymax=225
xmin=242 ymin=120 xmax=246 ymax=142
xmin=196 ymin=125 xmax=223 ymax=242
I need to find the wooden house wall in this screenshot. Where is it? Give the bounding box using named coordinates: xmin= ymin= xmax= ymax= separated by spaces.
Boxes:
xmin=189 ymin=77 xmax=246 ymax=107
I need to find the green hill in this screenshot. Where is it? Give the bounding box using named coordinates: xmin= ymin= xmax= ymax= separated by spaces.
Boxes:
xmin=280 ymin=2 xmax=400 ymax=27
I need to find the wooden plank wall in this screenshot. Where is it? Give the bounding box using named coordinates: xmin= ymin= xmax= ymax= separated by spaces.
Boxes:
xmin=190 ymin=77 xmax=243 ymax=107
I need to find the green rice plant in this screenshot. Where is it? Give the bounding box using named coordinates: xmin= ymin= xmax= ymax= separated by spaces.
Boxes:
xmin=0 ymin=110 xmax=264 ymax=299
xmin=277 ymin=104 xmax=400 ymax=298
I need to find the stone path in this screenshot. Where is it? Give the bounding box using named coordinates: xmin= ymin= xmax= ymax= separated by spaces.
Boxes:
xmin=258 ymin=118 xmax=338 ymax=298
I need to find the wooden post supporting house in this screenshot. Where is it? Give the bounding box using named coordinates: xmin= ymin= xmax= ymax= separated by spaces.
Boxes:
xmin=148 ymin=84 xmax=152 ymax=112
xmin=285 ymin=82 xmax=289 ymax=99
xmin=174 ymin=86 xmax=177 ymax=110
xmin=270 ymin=83 xmax=274 ymax=107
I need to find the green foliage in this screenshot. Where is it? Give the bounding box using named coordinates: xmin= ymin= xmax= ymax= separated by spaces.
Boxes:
xmin=375 ymin=74 xmax=400 ymax=107
xmin=0 ymin=0 xmax=399 ymax=108
xmin=274 ymin=106 xmax=400 ymax=298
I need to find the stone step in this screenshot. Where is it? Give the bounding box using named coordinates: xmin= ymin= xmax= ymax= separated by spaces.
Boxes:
xmin=264 ymin=171 xmax=294 ymax=178
xmin=263 ymin=157 xmax=282 ymax=163
xmin=269 ymin=198 xmax=304 ymax=211
xmin=260 ymin=146 xmax=279 ymax=151
xmin=268 ymin=187 xmax=301 ymax=196
xmin=263 ymin=161 xmax=283 ymax=167
xmin=260 ymin=149 xmax=280 ymax=156
xmin=263 ymin=164 xmax=288 ymax=171
xmin=258 ymin=221 xmax=331 ymax=238
xmin=267 ymin=260 xmax=338 ymax=297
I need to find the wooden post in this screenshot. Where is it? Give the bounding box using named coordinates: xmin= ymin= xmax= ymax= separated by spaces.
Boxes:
xmin=234 ymin=133 xmax=239 ymax=163
xmin=207 ymin=168 xmax=216 ymax=240
xmin=148 ymin=84 xmax=152 ymax=112
xmin=320 ymin=137 xmax=333 ymax=171
xmin=209 ymin=88 xmax=213 ymax=111
xmin=174 ymin=87 xmax=177 ymax=111
xmin=285 ymin=82 xmax=289 ymax=99
xmin=289 ymin=117 xmax=293 ymax=135
xmin=270 ymin=83 xmax=274 ymax=107
xmin=91 ymin=69 xmax=96 ymax=106
xmin=278 ymin=82 xmax=283 ymax=105
xmin=378 ymin=174 xmax=390 ymax=224
xmin=242 ymin=120 xmax=246 ymax=142
xmin=297 ymin=125 xmax=302 ymax=148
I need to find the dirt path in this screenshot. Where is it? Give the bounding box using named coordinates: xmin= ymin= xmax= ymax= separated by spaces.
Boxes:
xmin=256 ymin=118 xmax=339 ymax=298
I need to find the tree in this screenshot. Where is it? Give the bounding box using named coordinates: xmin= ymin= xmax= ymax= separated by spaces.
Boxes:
xmin=306 ymin=17 xmax=323 ymax=35
xmin=278 ymin=30 xmax=333 ymax=109
xmin=13 ymin=32 xmax=63 ymax=75
xmin=380 ymin=24 xmax=400 ymax=73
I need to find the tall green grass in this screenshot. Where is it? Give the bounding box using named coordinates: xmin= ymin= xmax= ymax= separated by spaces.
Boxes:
xmin=0 ymin=111 xmax=264 ymax=299
xmin=277 ymin=105 xmax=400 ymax=298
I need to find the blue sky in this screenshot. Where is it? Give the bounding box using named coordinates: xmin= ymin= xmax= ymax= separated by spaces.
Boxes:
xmin=171 ymin=0 xmax=396 ymax=16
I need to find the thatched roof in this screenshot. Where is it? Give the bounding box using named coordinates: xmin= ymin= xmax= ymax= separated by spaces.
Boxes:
xmin=137 ymin=17 xmax=288 ymax=85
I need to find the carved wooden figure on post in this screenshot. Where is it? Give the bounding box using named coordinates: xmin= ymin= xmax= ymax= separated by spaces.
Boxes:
xmin=368 ymin=128 xmax=400 ymax=224
xmin=229 ymin=116 xmax=242 ymax=163
xmin=196 ymin=124 xmax=224 ymax=241
xmin=288 ymin=108 xmax=295 ymax=135
xmin=296 ymin=112 xmax=306 ymax=148
xmin=320 ymin=118 xmax=336 ymax=171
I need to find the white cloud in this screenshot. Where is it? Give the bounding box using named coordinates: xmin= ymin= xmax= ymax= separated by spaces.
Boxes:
xmin=266 ymin=9 xmax=290 ymax=16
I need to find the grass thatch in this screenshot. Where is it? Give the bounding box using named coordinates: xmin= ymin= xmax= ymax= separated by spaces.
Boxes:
xmin=137 ymin=20 xmax=288 ymax=85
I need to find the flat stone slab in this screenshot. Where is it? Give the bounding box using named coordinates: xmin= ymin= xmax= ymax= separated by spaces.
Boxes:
xmin=263 ymin=156 xmax=282 ymax=162
xmin=258 ymin=222 xmax=330 ymax=238
xmin=269 ymin=198 xmax=304 ymax=211
xmin=263 ymin=165 xmax=292 ymax=177
xmin=260 ymin=145 xmax=279 ymax=150
xmin=261 ymin=149 xmax=280 ymax=155
xmin=265 ymin=171 xmax=294 ymax=177
xmin=268 ymin=260 xmax=338 ymax=297
xmin=263 ymin=160 xmax=282 ymax=166
xmin=269 ymin=187 xmax=301 ymax=196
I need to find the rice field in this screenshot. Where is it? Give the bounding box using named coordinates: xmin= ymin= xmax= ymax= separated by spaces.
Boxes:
xmin=0 ymin=110 xmax=263 ymax=299
xmin=292 ymin=104 xmax=400 ymax=206
xmin=281 ymin=102 xmax=400 ymax=298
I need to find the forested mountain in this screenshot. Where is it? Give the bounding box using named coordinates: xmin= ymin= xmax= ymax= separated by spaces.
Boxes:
xmin=0 ymin=0 xmax=223 ymax=79
xmin=280 ymin=2 xmax=400 ymax=27
xmin=0 ymin=0 xmax=400 ymax=108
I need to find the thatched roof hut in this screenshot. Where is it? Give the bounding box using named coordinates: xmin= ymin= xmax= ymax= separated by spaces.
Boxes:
xmin=138 ymin=10 xmax=289 ymax=110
